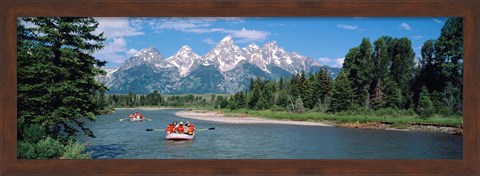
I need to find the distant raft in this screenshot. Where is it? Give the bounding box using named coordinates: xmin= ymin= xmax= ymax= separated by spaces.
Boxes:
xmin=130 ymin=118 xmax=144 ymax=122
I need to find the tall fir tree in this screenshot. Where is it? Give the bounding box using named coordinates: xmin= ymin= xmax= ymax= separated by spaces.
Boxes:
xmin=343 ymin=38 xmax=374 ymax=108
xmin=18 ymin=17 xmax=106 ymax=139
xmin=435 ymin=17 xmax=463 ymax=113
xmin=329 ymin=71 xmax=355 ymax=112
xmin=315 ymin=68 xmax=334 ymax=106
xmin=370 ymin=37 xmax=390 ymax=109
xmin=389 ymin=37 xmax=415 ymax=108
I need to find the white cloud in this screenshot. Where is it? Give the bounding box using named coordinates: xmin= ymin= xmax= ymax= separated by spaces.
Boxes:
xmin=318 ymin=57 xmax=345 ymax=68
xmin=433 ymin=19 xmax=443 ymax=24
xmin=337 ymin=24 xmax=358 ymax=30
xmin=400 ymin=22 xmax=412 ymax=31
xmin=126 ymin=48 xmax=139 ymax=56
xmin=223 ymin=28 xmax=270 ymax=43
xmin=94 ymin=17 xmax=144 ymax=38
xmin=148 ymin=18 xmax=270 ymax=43
xmin=203 ymin=38 xmax=216 ymax=45
xmin=94 ymin=37 xmax=137 ymax=65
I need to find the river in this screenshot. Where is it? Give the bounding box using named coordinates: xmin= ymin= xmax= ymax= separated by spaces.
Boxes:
xmin=75 ymin=109 xmax=462 ymax=159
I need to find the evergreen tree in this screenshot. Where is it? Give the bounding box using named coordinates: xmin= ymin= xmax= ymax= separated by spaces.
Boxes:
xmin=383 ymin=76 xmax=402 ymax=109
xmin=343 ymin=38 xmax=374 ymax=108
xmin=247 ymin=78 xmax=261 ymax=109
xmin=17 ymin=17 xmax=105 ymax=159
xmin=370 ymin=37 xmax=390 ymax=109
xmin=329 ymin=72 xmax=355 ymax=112
xmin=389 ymin=37 xmax=415 ymax=108
xmin=303 ymin=73 xmax=316 ymax=109
xmin=435 ymin=17 xmax=463 ymax=113
xmin=18 ymin=17 xmax=106 ymax=139
xmin=416 ymin=87 xmax=434 ymax=119
xmin=316 ymin=68 xmax=334 ymax=105
xmin=412 ymin=39 xmax=436 ymax=108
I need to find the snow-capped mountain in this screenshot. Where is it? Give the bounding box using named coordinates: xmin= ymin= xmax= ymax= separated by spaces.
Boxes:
xmin=98 ymin=35 xmax=340 ymax=94
xmin=202 ymin=35 xmax=247 ymax=72
xmin=121 ymin=47 xmax=173 ymax=70
xmin=166 ymin=45 xmax=201 ymax=77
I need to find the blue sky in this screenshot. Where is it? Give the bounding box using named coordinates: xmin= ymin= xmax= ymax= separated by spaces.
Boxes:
xmin=93 ymin=17 xmax=447 ymax=68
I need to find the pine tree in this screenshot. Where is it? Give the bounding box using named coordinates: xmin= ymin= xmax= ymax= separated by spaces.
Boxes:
xmin=389 ymin=37 xmax=415 ymax=108
xmin=18 ymin=17 xmax=106 ymax=139
xmin=435 ymin=17 xmax=463 ymax=113
xmin=316 ymin=68 xmax=334 ymax=105
xmin=247 ymin=78 xmax=261 ymax=109
xmin=343 ymin=38 xmax=374 ymax=108
xmin=329 ymin=71 xmax=355 ymax=112
xmin=303 ymin=73 xmax=316 ymax=109
xmin=416 ymin=87 xmax=434 ymax=119
xmin=370 ymin=37 xmax=390 ymax=110
xmin=383 ymin=76 xmax=402 ymax=109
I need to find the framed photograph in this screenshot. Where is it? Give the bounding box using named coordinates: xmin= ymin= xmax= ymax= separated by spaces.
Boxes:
xmin=1 ymin=0 xmax=478 ymax=175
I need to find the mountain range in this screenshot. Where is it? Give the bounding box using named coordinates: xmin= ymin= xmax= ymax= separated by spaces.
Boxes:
xmin=98 ymin=35 xmax=340 ymax=94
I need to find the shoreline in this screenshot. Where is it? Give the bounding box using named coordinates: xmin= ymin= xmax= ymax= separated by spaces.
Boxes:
xmin=114 ymin=107 xmax=182 ymax=111
xmin=175 ymin=110 xmax=334 ymax=127
xmin=175 ymin=110 xmax=462 ymax=135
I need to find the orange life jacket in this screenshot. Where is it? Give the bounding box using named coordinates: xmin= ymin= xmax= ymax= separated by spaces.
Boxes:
xmin=189 ymin=124 xmax=195 ymax=132
xmin=177 ymin=125 xmax=184 ymax=133
xmin=166 ymin=125 xmax=174 ymax=133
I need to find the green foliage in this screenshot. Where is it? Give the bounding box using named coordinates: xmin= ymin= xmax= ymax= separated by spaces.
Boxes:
xmin=221 ymin=109 xmax=461 ymax=127
xmin=343 ymin=38 xmax=374 ymax=107
xmin=329 ymin=72 xmax=355 ymax=112
xmin=17 ymin=137 xmax=91 ymax=159
xmin=18 ymin=17 xmax=106 ymax=140
xmin=21 ymin=124 xmax=46 ymax=143
xmin=18 ymin=137 xmax=64 ymax=159
xmin=389 ymin=37 xmax=416 ymax=108
xmin=17 ymin=17 xmax=107 ymax=158
xmin=413 ymin=17 xmax=463 ymax=114
xmin=416 ymin=87 xmax=435 ymax=119
xmin=62 ymin=140 xmax=92 ymax=159
xmin=383 ymin=77 xmax=402 ymax=109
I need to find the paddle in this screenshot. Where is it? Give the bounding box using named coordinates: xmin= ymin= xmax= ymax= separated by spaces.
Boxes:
xmin=196 ymin=127 xmax=215 ymax=131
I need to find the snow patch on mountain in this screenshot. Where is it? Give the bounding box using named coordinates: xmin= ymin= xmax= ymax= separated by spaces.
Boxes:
xmin=166 ymin=45 xmax=201 ymax=77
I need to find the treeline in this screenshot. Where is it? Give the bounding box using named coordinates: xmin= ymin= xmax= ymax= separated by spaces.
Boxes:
xmin=102 ymin=91 xmax=232 ymax=108
xmin=227 ymin=17 xmax=463 ymax=119
xmin=17 ymin=17 xmax=107 ymax=159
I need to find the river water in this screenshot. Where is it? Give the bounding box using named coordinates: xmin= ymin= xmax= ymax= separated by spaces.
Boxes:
xmin=76 ymin=109 xmax=462 ymax=159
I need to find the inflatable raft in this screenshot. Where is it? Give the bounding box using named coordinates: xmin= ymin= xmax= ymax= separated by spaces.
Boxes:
xmin=165 ymin=133 xmax=195 ymax=140
xmin=130 ymin=118 xmax=143 ymax=122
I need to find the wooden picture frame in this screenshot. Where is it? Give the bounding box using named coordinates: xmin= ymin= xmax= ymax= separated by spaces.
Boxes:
xmin=1 ymin=0 xmax=478 ymax=175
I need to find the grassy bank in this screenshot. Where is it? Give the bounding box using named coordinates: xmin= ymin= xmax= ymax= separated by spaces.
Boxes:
xmin=215 ymin=108 xmax=463 ymax=128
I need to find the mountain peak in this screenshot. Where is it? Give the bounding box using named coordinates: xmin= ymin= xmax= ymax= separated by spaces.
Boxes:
xmin=248 ymin=43 xmax=260 ymax=49
xmin=219 ymin=35 xmax=234 ymax=43
xmin=135 ymin=47 xmax=160 ymax=56
xmin=180 ymin=45 xmax=192 ymax=51
xmin=264 ymin=41 xmax=278 ymax=48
